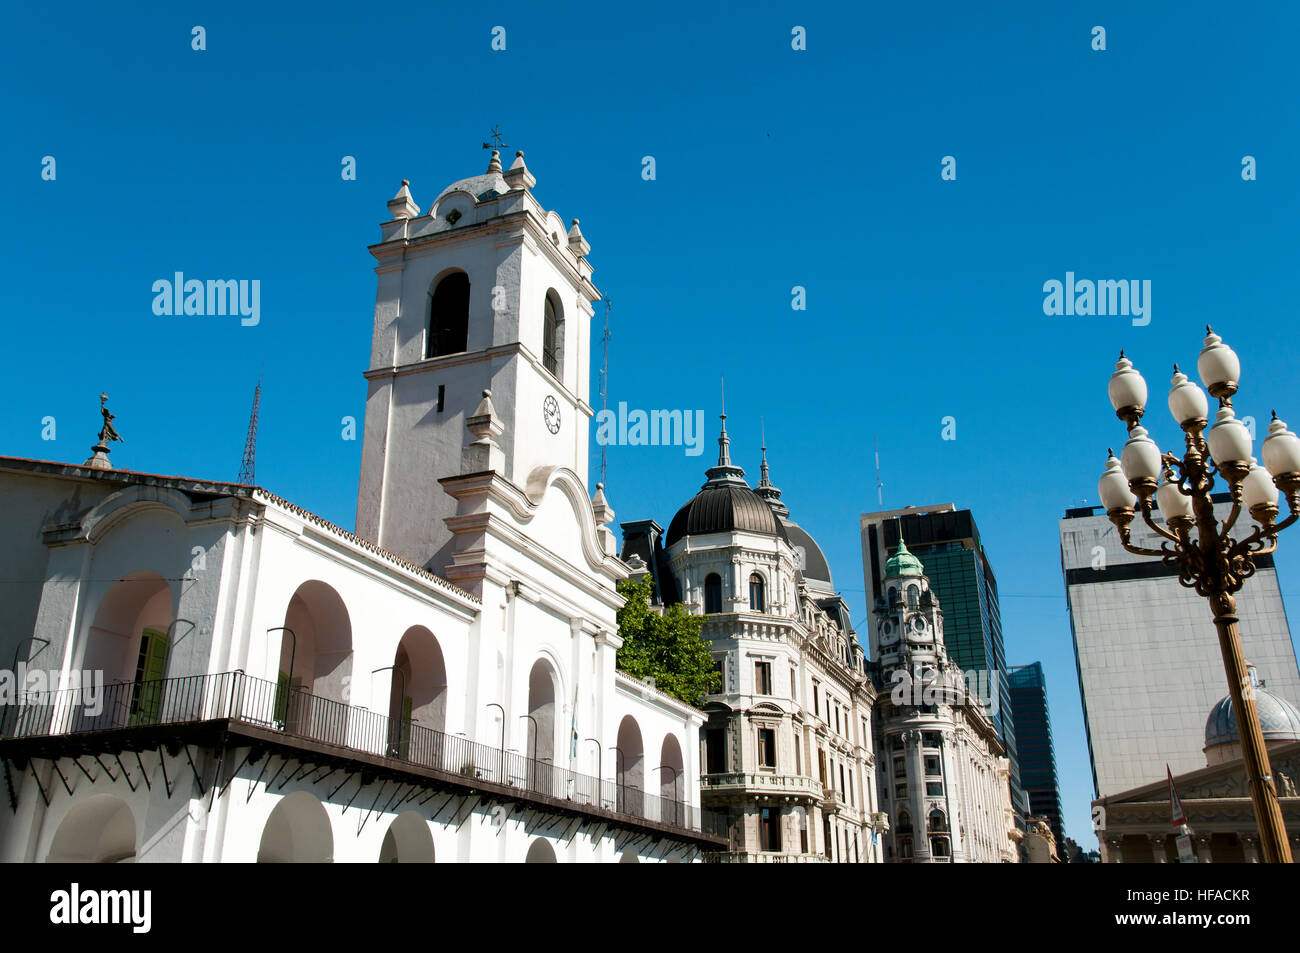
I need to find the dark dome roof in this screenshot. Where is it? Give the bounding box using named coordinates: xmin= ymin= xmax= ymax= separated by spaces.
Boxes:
xmin=665 ymin=484 xmax=789 ymax=547
xmin=783 ymin=520 xmax=832 ymax=589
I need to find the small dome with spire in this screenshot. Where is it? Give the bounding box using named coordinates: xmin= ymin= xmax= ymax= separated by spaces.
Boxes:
xmin=884 ymin=537 xmax=925 ymax=578
xmin=432 ymin=150 xmax=510 ymax=210
xmin=665 ymin=410 xmax=788 ymax=548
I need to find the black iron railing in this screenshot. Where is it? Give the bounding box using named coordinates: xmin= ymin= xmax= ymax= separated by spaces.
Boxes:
xmin=0 ymin=670 xmax=727 ymax=838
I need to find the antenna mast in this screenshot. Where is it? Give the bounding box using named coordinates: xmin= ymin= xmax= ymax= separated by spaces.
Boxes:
xmin=599 ymin=298 xmax=611 ymax=487
xmin=874 ymin=434 xmax=883 ymax=507
xmin=238 ymin=373 xmax=262 ymax=485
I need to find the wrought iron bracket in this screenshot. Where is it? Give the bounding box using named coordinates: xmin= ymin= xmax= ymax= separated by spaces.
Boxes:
xmin=28 ymin=762 xmax=49 ymax=808
xmin=183 ymin=745 xmax=204 ymax=797
xmin=115 ymin=754 xmax=136 ymax=793
xmin=50 ymin=759 xmax=73 ymax=798
xmin=158 ymin=745 xmax=174 ymax=799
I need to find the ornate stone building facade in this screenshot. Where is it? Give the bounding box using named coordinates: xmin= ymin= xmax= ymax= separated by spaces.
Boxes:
xmin=622 ymin=426 xmax=881 ymax=861
xmin=871 ymin=535 xmax=1020 ymax=862
xmin=1094 ymin=677 xmax=1300 ymax=862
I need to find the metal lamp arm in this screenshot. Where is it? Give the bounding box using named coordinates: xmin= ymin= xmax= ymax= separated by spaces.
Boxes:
xmin=1219 ymin=498 xmax=1243 ymax=538
xmin=1139 ymin=503 xmax=1182 ymax=544
xmin=1116 ymin=526 xmax=1170 ymax=558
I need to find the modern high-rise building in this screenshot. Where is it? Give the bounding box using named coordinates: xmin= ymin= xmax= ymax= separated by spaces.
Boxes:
xmin=1060 ymin=497 xmax=1300 ymax=798
xmin=1007 ymin=662 xmax=1066 ymax=850
xmin=860 ymin=505 xmax=1028 ymax=819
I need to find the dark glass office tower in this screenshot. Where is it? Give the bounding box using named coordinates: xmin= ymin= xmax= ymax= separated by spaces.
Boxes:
xmin=1007 ymin=662 xmax=1066 ymax=850
xmin=860 ymin=505 xmax=1028 ymax=819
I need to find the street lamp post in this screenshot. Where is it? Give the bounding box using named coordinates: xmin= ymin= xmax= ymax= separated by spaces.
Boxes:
xmin=485 ymin=703 xmax=505 ymax=782
xmin=655 ymin=765 xmax=680 ymax=826
xmin=372 ymin=665 xmax=407 ymax=757
xmin=585 ymin=737 xmax=602 ymax=805
xmin=520 ymin=714 xmax=538 ymax=790
xmin=1097 ymin=327 xmax=1300 ymax=863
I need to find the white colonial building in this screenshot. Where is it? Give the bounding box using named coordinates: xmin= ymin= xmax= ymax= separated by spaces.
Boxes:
xmin=0 ymin=150 xmax=721 ymax=863
xmin=871 ymin=534 xmax=1020 ymax=862
xmin=621 ymin=428 xmax=882 ymax=861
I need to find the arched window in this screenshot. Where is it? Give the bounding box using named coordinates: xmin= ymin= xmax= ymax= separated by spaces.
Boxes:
xmin=928 ymin=809 xmax=948 ymax=833
xmin=427 ymin=273 xmax=470 ymax=358
xmin=542 ymin=291 xmax=563 ymax=377
xmin=931 ymin=836 xmax=950 ymax=858
xmin=749 ymin=573 xmax=765 ymax=613
xmin=906 ymin=584 xmax=919 ymax=609
xmin=898 ymin=811 xmax=913 ymax=834
xmin=704 ymin=574 xmax=722 ymax=614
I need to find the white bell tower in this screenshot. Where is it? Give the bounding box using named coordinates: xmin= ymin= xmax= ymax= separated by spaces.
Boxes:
xmin=356 ymin=149 xmax=600 ymax=571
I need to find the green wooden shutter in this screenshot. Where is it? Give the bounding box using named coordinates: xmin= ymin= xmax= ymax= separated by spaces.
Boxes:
xmin=399 ymin=695 xmax=413 ymax=758
xmin=130 ymin=628 xmax=170 ymax=725
xmin=275 ymin=671 xmax=290 ymax=725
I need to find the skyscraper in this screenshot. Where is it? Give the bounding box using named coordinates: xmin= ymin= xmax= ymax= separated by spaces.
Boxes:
xmin=1007 ymin=662 xmax=1066 ymax=850
xmin=1060 ymin=497 xmax=1300 ymax=797
xmin=860 ymin=505 xmax=1028 ymax=819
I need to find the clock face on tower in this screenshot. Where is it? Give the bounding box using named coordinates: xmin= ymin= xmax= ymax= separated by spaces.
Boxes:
xmin=542 ymin=395 xmax=561 ymax=434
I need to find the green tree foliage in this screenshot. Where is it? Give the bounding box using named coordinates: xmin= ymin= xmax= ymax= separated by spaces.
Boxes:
xmin=615 ymin=575 xmax=721 ymax=707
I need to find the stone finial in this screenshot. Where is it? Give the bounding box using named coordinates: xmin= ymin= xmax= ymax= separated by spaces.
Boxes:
xmin=387 ymin=179 xmax=420 ymax=220
xmin=592 ymin=482 xmax=615 ymax=526
xmin=462 ymin=389 xmax=505 ymax=474
xmin=486 ymin=149 xmax=503 ymax=175
xmin=567 ymin=218 xmax=590 ymax=257
xmin=592 ymin=482 xmax=617 ymax=556
xmin=503 ymin=150 xmax=536 ymax=191
xmin=754 ymin=421 xmax=789 ymax=518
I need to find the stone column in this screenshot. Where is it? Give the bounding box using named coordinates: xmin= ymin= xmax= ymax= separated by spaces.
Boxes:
xmin=1105 ymin=835 xmax=1124 ymax=863
xmin=1195 ymin=834 xmax=1213 ymax=864
xmin=1240 ymin=834 xmax=1259 ymax=863
xmin=905 ymin=729 xmax=930 ymax=862
xmin=1149 ymin=833 xmax=1168 ymax=863
xmin=939 ymin=728 xmax=963 ymax=861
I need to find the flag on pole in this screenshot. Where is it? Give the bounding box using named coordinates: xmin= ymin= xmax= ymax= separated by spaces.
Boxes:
xmin=1168 ymin=764 xmax=1198 ymax=862
xmin=570 ymin=688 xmax=579 ymax=761
xmin=1167 ymin=765 xmax=1187 ymax=827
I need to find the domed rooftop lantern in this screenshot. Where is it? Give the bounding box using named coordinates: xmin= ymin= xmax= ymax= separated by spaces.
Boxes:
xmin=884 ymin=531 xmax=924 ymax=579
xmin=665 ymin=396 xmax=788 ymax=548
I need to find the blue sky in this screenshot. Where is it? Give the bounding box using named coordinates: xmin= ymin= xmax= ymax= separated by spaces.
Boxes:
xmin=3 ymin=1 xmax=1299 ymax=850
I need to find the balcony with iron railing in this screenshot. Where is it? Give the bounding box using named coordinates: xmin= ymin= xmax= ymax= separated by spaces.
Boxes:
xmin=0 ymin=670 xmax=727 ymax=844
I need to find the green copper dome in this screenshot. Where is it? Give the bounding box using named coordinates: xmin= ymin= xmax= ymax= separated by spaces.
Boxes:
xmin=885 ymin=537 xmax=925 ymax=577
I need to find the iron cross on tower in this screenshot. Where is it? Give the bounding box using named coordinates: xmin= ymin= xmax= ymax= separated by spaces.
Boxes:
xmin=482 ymin=126 xmax=508 ymax=150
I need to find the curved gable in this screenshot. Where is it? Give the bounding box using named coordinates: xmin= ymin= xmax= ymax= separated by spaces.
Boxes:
xmin=519 ymin=466 xmax=612 ymax=574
